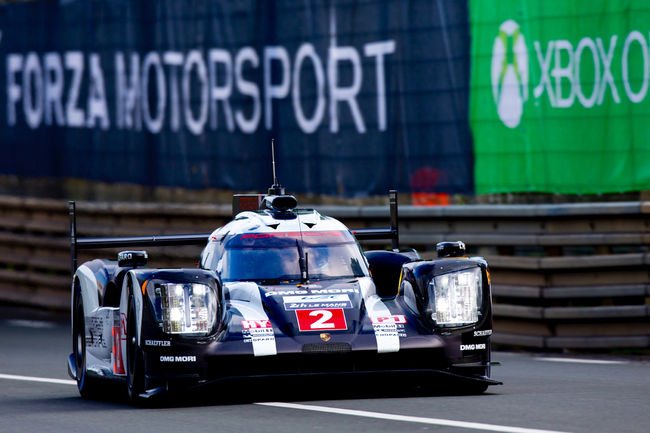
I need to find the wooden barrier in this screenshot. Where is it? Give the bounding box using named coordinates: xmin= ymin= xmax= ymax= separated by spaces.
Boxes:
xmin=0 ymin=195 xmax=648 ymax=351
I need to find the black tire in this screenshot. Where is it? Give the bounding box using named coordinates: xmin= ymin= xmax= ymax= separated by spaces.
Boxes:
xmin=126 ymin=292 xmax=145 ymax=403
xmin=72 ymin=282 xmax=101 ymax=399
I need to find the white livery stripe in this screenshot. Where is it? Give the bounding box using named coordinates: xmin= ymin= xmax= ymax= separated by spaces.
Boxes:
xmin=359 ymin=278 xmax=400 ymax=353
xmin=535 ymin=357 xmax=627 ymax=365
xmin=226 ymin=282 xmax=277 ymax=357
xmin=257 ymin=402 xmax=574 ymax=433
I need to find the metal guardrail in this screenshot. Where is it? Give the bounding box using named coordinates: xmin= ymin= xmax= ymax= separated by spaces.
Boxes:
xmin=0 ymin=195 xmax=648 ymax=350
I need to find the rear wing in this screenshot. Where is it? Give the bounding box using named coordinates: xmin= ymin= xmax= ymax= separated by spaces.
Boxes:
xmin=69 ymin=190 xmax=399 ymax=275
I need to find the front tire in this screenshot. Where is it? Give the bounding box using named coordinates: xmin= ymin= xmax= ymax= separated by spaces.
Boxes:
xmin=73 ymin=282 xmax=101 ymax=398
xmin=126 ymin=293 xmax=145 ymax=402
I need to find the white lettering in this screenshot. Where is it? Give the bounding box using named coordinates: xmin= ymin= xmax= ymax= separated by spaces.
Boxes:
xmin=44 ymin=52 xmax=65 ymax=126
xmin=159 ymin=355 xmax=196 ymax=362
xmin=86 ymin=54 xmax=109 ymax=129
xmin=552 ymin=40 xmax=575 ymax=108
xmin=145 ymin=339 xmax=171 ymax=347
xmin=163 ymin=51 xmax=183 ymax=131
xmin=328 ymin=44 xmax=366 ymax=133
xmin=460 ymin=343 xmax=486 ymax=351
xmin=234 ymin=47 xmax=261 ymax=134
xmin=533 ymin=41 xmax=556 ymax=106
xmin=622 ymin=31 xmax=648 ymax=103
xmin=292 ymin=43 xmax=325 ymax=133
xmin=141 ymin=52 xmax=165 ymax=133
xmin=183 ymin=49 xmax=209 ymax=135
xmin=4 ymin=40 xmax=396 ymax=134
xmin=7 ymin=54 xmax=23 ymax=125
xmin=65 ymin=51 xmax=85 ymax=127
xmin=363 ymin=40 xmax=395 ymax=131
xmin=208 ymin=49 xmax=234 ymax=131
xmin=115 ymin=52 xmax=141 ymax=130
xmin=574 ymin=38 xmax=600 ymax=108
xmin=596 ymin=36 xmax=620 ymax=104
xmin=23 ymin=52 xmax=43 ymax=128
xmin=264 ymin=46 xmax=290 ymax=130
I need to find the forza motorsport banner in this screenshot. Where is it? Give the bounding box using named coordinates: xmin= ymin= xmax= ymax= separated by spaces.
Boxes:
xmin=470 ymin=0 xmax=650 ymax=194
xmin=0 ymin=0 xmax=474 ymax=197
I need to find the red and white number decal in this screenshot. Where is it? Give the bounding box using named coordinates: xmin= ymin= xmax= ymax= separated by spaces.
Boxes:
xmin=295 ymin=309 xmax=347 ymax=332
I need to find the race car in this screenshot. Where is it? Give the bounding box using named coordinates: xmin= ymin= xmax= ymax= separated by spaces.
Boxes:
xmin=67 ymin=187 xmax=501 ymax=402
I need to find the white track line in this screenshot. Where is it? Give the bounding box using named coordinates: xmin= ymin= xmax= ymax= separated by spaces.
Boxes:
xmin=0 ymin=372 xmax=574 ymax=433
xmin=4 ymin=319 xmax=57 ymax=329
xmin=256 ymin=402 xmax=573 ymax=433
xmin=534 ymin=357 xmax=627 ymax=365
xmin=0 ymin=373 xmax=76 ymax=386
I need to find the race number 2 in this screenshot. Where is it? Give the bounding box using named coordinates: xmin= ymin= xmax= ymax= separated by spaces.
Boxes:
xmin=295 ymin=308 xmax=347 ymax=332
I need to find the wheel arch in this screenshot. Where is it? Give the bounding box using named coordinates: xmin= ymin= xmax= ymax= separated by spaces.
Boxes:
xmin=73 ymin=263 xmax=102 ymax=318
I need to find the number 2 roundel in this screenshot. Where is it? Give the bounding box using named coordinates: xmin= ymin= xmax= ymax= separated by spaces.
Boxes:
xmin=295 ymin=309 xmax=347 ymax=332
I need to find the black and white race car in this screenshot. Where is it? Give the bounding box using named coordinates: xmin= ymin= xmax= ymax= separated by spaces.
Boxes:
xmin=67 ymin=187 xmax=500 ymax=402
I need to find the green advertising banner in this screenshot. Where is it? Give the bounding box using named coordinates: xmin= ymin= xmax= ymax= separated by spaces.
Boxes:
xmin=470 ymin=0 xmax=650 ymax=194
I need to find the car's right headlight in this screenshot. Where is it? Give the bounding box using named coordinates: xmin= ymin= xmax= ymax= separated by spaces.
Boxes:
xmin=160 ymin=283 xmax=217 ymax=335
xmin=430 ymin=267 xmax=482 ymax=326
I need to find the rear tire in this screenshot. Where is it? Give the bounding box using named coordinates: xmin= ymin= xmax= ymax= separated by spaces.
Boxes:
xmin=73 ymin=283 xmax=101 ymax=399
xmin=126 ymin=293 xmax=145 ymax=403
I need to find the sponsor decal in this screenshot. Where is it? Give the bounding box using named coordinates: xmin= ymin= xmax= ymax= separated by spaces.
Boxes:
xmin=265 ymin=287 xmax=357 ymax=297
xmin=242 ymin=327 xmax=274 ymax=344
xmin=295 ymin=308 xmax=347 ymax=332
xmin=242 ymin=319 xmax=274 ymax=344
xmin=491 ymin=20 xmax=528 ymax=128
xmin=371 ymin=315 xmax=407 ymax=338
xmin=3 ymin=38 xmax=395 ymax=135
xmin=160 ymin=355 xmax=197 ymax=362
xmin=88 ymin=316 xmax=107 ymax=349
xmin=491 ymin=18 xmax=650 ymax=128
xmin=460 ymin=344 xmax=487 ymax=351
xmin=145 ymin=339 xmax=172 ymax=347
xmin=228 ymin=282 xmax=277 ymax=356
xmin=359 ymin=278 xmax=400 ymax=353
xmin=283 ymin=294 xmax=352 ymax=310
xmin=241 ymin=319 xmax=272 ymax=329
xmin=370 ymin=315 xmax=406 ymax=324
xmin=473 ymin=329 xmax=493 ymax=337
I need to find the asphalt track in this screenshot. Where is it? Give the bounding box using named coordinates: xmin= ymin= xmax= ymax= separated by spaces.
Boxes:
xmin=0 ymin=310 xmax=648 ymax=433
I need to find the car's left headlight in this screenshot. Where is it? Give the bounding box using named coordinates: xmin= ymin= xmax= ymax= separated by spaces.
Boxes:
xmin=160 ymin=283 xmax=217 ymax=335
xmin=430 ymin=267 xmax=482 ymax=326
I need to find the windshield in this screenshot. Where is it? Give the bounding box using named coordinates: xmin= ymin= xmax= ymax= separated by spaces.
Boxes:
xmin=217 ymin=231 xmax=369 ymax=282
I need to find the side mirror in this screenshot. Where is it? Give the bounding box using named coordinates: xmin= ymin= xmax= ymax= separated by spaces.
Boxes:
xmin=118 ymin=250 xmax=148 ymax=268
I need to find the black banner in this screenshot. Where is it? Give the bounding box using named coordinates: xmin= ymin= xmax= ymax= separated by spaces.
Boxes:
xmin=0 ymin=0 xmax=473 ymax=196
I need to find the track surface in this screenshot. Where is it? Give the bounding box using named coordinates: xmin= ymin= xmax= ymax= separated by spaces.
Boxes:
xmin=0 ymin=313 xmax=648 ymax=433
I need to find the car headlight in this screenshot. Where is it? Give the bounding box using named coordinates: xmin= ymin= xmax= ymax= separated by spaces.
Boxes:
xmin=160 ymin=283 xmax=216 ymax=335
xmin=430 ymin=267 xmax=482 ymax=326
